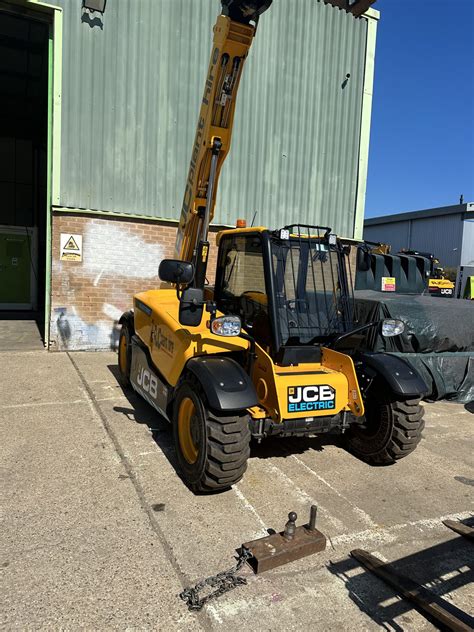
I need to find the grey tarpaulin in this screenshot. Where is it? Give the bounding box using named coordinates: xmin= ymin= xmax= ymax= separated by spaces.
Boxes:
xmin=354 ymin=291 xmax=474 ymax=403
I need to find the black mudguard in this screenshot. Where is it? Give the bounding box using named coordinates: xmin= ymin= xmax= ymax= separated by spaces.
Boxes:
xmin=358 ymin=352 xmax=428 ymax=398
xmin=119 ymin=310 xmax=134 ymax=331
xmin=186 ymin=356 xmax=258 ymax=412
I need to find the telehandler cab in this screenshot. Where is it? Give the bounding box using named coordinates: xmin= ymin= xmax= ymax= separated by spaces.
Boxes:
xmin=118 ymin=0 xmax=427 ymax=492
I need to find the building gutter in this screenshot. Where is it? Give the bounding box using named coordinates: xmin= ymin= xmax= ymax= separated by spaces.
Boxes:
xmin=52 ymin=206 xmax=235 ymax=230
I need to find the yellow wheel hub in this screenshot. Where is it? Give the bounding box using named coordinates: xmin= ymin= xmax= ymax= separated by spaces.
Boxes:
xmin=178 ymin=397 xmax=199 ymax=465
xmin=119 ymin=332 xmax=127 ymax=374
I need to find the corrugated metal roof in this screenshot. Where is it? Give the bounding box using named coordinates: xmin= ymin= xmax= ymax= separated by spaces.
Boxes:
xmin=365 ymin=202 xmax=474 ymax=225
xmin=54 ymin=0 xmax=371 ymax=237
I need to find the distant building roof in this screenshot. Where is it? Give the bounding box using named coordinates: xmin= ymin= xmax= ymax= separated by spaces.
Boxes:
xmin=365 ymin=202 xmax=474 ymax=226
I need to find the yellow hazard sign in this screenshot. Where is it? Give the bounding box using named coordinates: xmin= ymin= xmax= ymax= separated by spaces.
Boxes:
xmin=381 ymin=276 xmax=396 ymax=292
xmin=60 ymin=233 xmax=83 ymax=262
xmin=63 ymin=236 xmax=80 ymax=251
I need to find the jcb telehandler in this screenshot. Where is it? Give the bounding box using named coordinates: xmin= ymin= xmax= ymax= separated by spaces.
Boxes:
xmin=118 ymin=0 xmax=427 ymax=492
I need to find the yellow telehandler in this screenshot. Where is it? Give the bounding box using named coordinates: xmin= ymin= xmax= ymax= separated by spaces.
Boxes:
xmin=118 ymin=0 xmax=427 ymax=493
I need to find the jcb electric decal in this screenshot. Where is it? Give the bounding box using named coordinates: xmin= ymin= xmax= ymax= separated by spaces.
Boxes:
xmin=287 ymin=385 xmax=335 ymax=413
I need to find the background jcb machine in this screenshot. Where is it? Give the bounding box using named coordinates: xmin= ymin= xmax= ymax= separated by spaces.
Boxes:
xmin=118 ymin=0 xmax=427 ymax=493
xmin=401 ymin=250 xmax=455 ymax=298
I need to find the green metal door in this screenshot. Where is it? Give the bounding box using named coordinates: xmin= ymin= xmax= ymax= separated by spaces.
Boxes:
xmin=0 ymin=232 xmax=31 ymax=305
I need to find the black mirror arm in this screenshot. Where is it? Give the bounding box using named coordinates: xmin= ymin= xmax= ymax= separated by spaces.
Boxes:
xmin=239 ymin=331 xmax=257 ymax=374
xmin=175 ymin=282 xmax=191 ymax=302
xmin=206 ymin=301 xmax=217 ymax=321
xmin=328 ymin=321 xmax=378 ymax=349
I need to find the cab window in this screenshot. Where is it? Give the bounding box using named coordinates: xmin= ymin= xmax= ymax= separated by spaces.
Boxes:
xmin=216 ymin=235 xmax=270 ymax=345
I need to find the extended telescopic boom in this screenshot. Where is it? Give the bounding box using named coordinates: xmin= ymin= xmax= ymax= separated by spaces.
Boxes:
xmin=174 ymin=1 xmax=273 ymax=288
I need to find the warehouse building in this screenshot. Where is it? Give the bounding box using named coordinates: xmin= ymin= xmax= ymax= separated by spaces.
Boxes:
xmin=0 ymin=0 xmax=379 ymax=350
xmin=364 ymin=202 xmax=474 ymax=269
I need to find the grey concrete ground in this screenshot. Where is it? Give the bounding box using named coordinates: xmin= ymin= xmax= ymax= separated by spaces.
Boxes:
xmin=1 ymin=349 xmax=473 ymax=630
xmin=0 ymin=319 xmax=43 ymax=351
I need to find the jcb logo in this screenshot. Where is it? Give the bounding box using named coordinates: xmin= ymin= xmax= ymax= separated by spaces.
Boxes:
xmin=137 ymin=367 xmax=158 ymax=399
xmin=151 ymin=325 xmax=175 ymax=356
xmin=288 ymin=385 xmax=335 ymax=413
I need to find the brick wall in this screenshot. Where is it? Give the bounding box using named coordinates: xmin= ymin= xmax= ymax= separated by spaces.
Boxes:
xmin=50 ymin=212 xmax=219 ymax=350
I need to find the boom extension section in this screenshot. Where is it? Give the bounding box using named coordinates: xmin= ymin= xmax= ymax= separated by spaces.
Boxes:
xmin=174 ymin=1 xmax=272 ymax=288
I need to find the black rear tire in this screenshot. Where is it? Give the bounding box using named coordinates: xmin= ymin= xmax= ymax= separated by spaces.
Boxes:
xmin=118 ymin=325 xmax=132 ymax=387
xmin=346 ymin=396 xmax=425 ymax=465
xmin=173 ymin=375 xmax=251 ymax=493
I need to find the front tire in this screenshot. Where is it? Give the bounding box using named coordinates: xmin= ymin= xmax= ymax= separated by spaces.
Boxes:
xmin=173 ymin=376 xmax=251 ymax=493
xmin=346 ymin=396 xmax=425 ymax=465
xmin=118 ymin=325 xmax=132 ymax=387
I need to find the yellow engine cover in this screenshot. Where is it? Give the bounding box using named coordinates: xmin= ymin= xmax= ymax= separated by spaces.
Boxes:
xmin=133 ymin=289 xmax=249 ymax=386
xmin=252 ymin=346 xmax=364 ymax=422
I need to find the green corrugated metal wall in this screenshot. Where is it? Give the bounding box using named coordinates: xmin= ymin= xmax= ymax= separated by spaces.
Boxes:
xmin=54 ymin=0 xmax=375 ymax=237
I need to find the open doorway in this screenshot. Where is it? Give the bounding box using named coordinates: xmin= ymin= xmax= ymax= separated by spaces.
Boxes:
xmin=0 ymin=4 xmax=49 ymax=349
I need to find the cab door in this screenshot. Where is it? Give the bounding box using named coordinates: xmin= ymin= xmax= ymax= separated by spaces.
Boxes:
xmin=215 ymin=233 xmax=271 ymax=348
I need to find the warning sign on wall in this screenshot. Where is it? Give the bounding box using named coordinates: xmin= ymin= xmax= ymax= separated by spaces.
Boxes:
xmin=60 ymin=233 xmax=83 ymax=262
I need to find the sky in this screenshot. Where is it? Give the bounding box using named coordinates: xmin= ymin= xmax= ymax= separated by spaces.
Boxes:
xmin=365 ymin=0 xmax=474 ymax=218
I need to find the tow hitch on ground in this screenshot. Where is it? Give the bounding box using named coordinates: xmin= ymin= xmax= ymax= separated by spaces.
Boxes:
xmin=180 ymin=505 xmax=326 ymax=610
xmin=242 ymin=505 xmax=326 ymax=573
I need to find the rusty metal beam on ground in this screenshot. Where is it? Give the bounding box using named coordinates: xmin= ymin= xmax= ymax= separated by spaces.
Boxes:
xmin=443 ymin=520 xmax=474 ymax=541
xmin=351 ymin=549 xmax=474 ymax=632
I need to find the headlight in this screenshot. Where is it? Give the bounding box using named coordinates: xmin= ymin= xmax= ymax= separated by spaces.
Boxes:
xmin=211 ymin=316 xmax=241 ymax=337
xmin=382 ymin=319 xmax=405 ymax=337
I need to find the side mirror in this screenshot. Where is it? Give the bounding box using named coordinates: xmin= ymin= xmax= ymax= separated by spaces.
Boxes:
xmin=159 ymin=259 xmax=194 ymax=285
xmin=179 ymin=287 xmax=204 ymax=327
xmin=357 ymin=247 xmax=371 ymax=272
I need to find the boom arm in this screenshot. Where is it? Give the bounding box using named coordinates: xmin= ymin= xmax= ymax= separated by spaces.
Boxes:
xmin=174 ymin=1 xmax=272 ymax=288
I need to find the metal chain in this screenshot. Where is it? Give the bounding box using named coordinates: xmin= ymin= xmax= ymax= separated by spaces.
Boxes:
xmin=179 ymin=548 xmax=252 ymax=611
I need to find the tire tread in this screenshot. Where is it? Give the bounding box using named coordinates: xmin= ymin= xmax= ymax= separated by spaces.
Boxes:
xmin=174 ymin=374 xmax=251 ymax=493
xmin=347 ymin=396 xmax=425 ymax=465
